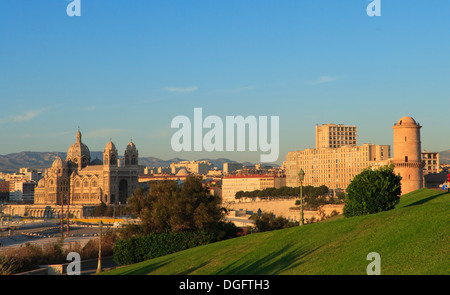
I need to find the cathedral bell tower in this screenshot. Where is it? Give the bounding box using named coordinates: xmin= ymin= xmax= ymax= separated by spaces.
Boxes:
xmin=103 ymin=139 xmax=118 ymax=167
xmin=124 ymin=140 xmax=138 ymax=166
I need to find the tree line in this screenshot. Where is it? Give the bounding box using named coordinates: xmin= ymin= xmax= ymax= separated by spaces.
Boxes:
xmin=235 ymin=185 xmax=330 ymax=200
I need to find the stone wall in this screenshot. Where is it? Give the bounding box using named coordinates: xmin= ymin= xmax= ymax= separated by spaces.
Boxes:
xmin=225 ymin=199 xmax=344 ymax=222
xmin=3 ymin=204 xmax=91 ymax=218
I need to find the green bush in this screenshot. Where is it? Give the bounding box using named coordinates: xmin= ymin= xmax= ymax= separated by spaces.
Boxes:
xmin=343 ymin=165 xmax=402 ymax=217
xmin=113 ymin=230 xmax=216 ymax=265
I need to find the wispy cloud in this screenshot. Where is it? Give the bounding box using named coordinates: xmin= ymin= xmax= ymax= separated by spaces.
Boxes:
xmin=309 ymin=76 xmax=341 ymax=84
xmin=163 ymin=86 xmax=198 ymax=93
xmin=0 ymin=108 xmax=47 ymax=124
xmin=20 ymin=130 xmax=74 ymax=139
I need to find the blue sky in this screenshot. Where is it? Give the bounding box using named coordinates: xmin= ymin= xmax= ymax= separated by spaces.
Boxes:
xmin=0 ymin=1 xmax=449 ymax=165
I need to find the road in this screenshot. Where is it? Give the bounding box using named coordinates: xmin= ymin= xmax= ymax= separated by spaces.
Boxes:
xmin=0 ymin=221 xmax=113 ymax=254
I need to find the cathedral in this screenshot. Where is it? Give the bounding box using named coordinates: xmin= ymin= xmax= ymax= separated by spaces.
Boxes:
xmin=26 ymin=130 xmax=144 ymax=218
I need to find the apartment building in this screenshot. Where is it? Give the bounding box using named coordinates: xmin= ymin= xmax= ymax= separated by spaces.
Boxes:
xmin=285 ymin=143 xmax=390 ymax=192
xmin=315 ymin=124 xmax=357 ymax=149
xmin=223 ymin=162 xmax=244 ymax=175
xmin=9 ymin=180 xmax=36 ymax=203
xmin=170 ymin=160 xmax=213 ymax=175
xmin=422 ymin=151 xmax=440 ymax=175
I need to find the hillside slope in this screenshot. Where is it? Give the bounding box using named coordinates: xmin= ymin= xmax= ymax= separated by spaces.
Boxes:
xmin=102 ymin=189 xmax=449 ymax=275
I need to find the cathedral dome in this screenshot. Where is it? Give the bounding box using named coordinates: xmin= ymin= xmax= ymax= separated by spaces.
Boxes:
xmin=176 ymin=167 xmax=190 ymax=176
xmin=52 ymin=157 xmax=66 ymax=168
xmin=66 ymin=130 xmax=91 ymax=168
xmin=90 ymin=157 xmax=103 ymax=166
xmin=38 ymin=178 xmax=45 ymax=187
xmin=67 ymin=141 xmax=90 ymax=158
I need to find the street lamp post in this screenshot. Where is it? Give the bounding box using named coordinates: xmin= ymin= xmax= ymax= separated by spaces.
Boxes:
xmin=60 ymin=194 xmax=64 ymax=238
xmin=66 ymin=194 xmax=70 ymax=237
xmin=298 ymin=168 xmax=305 ymax=226
xmin=257 ymin=208 xmax=262 ymax=232
xmin=96 ymin=220 xmax=103 ymax=274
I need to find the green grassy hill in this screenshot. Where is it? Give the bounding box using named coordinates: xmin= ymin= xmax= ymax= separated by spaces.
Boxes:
xmin=101 ymin=189 xmax=449 ymax=275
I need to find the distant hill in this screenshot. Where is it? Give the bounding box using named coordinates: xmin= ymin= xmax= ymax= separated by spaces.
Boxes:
xmin=0 ymin=151 xmax=257 ymax=173
xmin=0 ymin=152 xmax=67 ymax=173
xmin=439 ymin=150 xmax=450 ymax=164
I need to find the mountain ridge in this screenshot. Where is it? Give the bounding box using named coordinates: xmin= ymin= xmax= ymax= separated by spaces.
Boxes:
xmin=0 ymin=151 xmax=256 ymax=173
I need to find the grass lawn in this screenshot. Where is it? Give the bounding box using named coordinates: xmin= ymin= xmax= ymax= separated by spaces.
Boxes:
xmin=101 ymin=188 xmax=450 ymax=275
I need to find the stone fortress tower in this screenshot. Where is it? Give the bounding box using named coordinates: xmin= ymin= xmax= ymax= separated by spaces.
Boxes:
xmin=392 ymin=116 xmax=424 ymax=195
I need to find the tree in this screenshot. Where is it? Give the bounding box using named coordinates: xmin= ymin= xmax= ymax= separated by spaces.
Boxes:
xmin=248 ymin=212 xmax=296 ymax=232
xmin=343 ymin=165 xmax=402 ymax=217
xmin=91 ymin=202 xmax=107 ymax=217
xmin=125 ymin=176 xmax=226 ymax=235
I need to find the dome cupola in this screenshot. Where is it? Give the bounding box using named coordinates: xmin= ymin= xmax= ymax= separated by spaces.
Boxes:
xmin=66 ymin=129 xmax=91 ymax=169
xmin=103 ymin=139 xmax=118 ymax=166
xmin=124 ymin=139 xmax=138 ymax=166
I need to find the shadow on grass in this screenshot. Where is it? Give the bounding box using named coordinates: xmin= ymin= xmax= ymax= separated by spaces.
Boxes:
xmin=213 ymin=242 xmax=322 ymax=275
xmin=114 ymin=256 xmax=175 ymax=275
xmin=176 ymin=261 xmax=211 ymax=275
xmin=404 ymin=191 xmax=448 ymax=208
